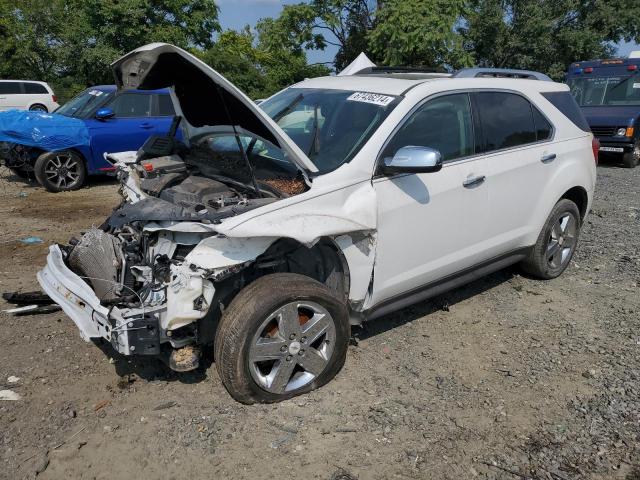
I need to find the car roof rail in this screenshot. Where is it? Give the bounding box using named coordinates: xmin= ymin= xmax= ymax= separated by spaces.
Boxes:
xmin=356 ymin=66 xmax=449 ymax=75
xmin=453 ymin=68 xmax=553 ymax=81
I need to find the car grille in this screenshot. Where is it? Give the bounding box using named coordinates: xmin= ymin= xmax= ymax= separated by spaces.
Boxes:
xmin=590 ymin=126 xmax=617 ymax=137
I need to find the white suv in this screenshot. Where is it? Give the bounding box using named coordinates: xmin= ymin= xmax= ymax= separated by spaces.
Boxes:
xmin=0 ymin=80 xmax=59 ymax=112
xmin=38 ymin=44 xmax=597 ymax=403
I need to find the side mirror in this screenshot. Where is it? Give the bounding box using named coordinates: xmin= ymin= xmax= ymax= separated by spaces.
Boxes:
xmin=95 ymin=107 xmax=115 ymax=120
xmin=382 ymin=146 xmax=443 ymax=175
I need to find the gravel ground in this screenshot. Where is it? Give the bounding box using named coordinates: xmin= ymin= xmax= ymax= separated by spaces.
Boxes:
xmin=0 ymin=161 xmax=638 ymax=480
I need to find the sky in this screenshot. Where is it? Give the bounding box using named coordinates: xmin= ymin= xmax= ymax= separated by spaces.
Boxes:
xmin=217 ymin=0 xmax=640 ymax=67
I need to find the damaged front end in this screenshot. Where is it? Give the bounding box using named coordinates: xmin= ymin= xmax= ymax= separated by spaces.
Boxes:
xmin=37 ymin=43 xmax=380 ymax=372
xmin=38 ymin=151 xmax=299 ymax=365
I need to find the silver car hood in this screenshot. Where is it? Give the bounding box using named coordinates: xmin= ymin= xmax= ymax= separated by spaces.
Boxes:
xmin=111 ymin=43 xmax=318 ymax=174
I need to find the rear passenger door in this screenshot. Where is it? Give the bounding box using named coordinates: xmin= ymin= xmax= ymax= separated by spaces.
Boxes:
xmin=472 ymin=91 xmax=555 ymax=256
xmin=149 ymin=93 xmax=179 ymax=139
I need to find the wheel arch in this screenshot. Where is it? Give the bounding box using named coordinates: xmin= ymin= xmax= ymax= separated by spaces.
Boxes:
xmin=560 ymin=186 xmax=589 ymax=222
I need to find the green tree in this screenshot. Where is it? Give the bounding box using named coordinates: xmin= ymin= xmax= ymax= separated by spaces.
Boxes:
xmin=460 ymin=0 xmax=640 ymax=79
xmin=368 ymin=0 xmax=471 ymax=68
xmin=257 ymin=0 xmax=377 ymax=71
xmin=0 ymin=0 xmax=220 ymax=99
xmin=200 ymin=26 xmax=330 ymax=100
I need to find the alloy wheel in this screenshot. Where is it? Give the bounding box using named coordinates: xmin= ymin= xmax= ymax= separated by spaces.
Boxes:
xmin=248 ymin=301 xmax=336 ymax=394
xmin=44 ymin=153 xmax=82 ymax=189
xmin=547 ymin=213 xmax=577 ymax=269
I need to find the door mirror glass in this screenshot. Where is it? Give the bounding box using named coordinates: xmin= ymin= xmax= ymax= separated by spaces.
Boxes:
xmin=95 ymin=107 xmax=115 ymax=120
xmin=383 ymin=146 xmax=443 ymax=174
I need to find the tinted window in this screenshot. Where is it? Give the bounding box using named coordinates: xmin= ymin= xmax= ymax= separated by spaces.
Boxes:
xmin=108 ymin=93 xmax=151 ymax=118
xmin=532 ymin=106 xmax=552 ymax=140
xmin=474 ymin=92 xmax=537 ymax=152
xmin=542 ymin=91 xmax=590 ymax=132
xmin=383 ymin=93 xmax=474 ymax=161
xmin=156 ymin=94 xmax=175 ymax=116
xmin=0 ymin=82 xmax=22 ymax=94
xmin=23 ymin=82 xmax=48 ymax=94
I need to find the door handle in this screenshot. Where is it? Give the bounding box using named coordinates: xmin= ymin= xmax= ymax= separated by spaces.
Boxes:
xmin=463 ymin=175 xmax=486 ymax=188
xmin=139 ymin=123 xmax=153 ymax=129
xmin=540 ymin=153 xmax=557 ymax=163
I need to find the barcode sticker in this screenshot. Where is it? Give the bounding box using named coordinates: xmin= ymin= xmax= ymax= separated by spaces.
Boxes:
xmin=347 ymin=92 xmax=395 ymax=106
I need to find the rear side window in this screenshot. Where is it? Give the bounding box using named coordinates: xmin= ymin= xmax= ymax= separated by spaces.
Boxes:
xmin=541 ymin=91 xmax=590 ymax=132
xmin=155 ymin=94 xmax=175 ymax=116
xmin=0 ymin=82 xmax=22 ymax=94
xmin=108 ymin=93 xmax=152 ymax=118
xmin=23 ymin=82 xmax=48 ymax=94
xmin=474 ymin=92 xmax=537 ymax=152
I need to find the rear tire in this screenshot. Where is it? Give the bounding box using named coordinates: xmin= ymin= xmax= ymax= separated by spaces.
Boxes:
xmin=29 ymin=104 xmax=48 ymax=112
xmin=622 ymin=141 xmax=639 ymax=168
xmin=520 ymin=199 xmax=581 ymax=279
xmin=34 ymin=151 xmax=87 ymax=192
xmin=214 ymin=273 xmax=350 ymax=404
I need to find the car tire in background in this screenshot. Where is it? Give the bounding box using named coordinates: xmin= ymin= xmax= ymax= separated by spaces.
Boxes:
xmin=34 ymin=150 xmax=87 ymax=192
xmin=622 ymin=141 xmax=640 ymax=168
xmin=28 ymin=104 xmax=48 ymax=112
xmin=520 ymin=199 xmax=581 ymax=280
xmin=214 ymin=273 xmax=350 ymax=404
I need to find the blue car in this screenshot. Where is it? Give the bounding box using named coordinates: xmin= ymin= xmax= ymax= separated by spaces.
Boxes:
xmin=1 ymin=85 xmax=177 ymax=191
xmin=566 ymin=55 xmax=640 ymax=168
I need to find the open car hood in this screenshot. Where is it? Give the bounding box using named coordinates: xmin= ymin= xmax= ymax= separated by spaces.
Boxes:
xmin=111 ymin=43 xmax=318 ymax=174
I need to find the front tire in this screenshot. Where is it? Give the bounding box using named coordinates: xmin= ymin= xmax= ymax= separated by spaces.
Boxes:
xmin=521 ymin=199 xmax=581 ymax=279
xmin=214 ymin=273 xmax=350 ymax=404
xmin=34 ymin=151 xmax=86 ymax=192
xmin=622 ymin=141 xmax=640 ymax=168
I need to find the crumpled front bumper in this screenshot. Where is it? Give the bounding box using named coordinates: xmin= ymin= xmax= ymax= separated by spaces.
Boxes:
xmin=37 ymin=245 xmax=159 ymax=355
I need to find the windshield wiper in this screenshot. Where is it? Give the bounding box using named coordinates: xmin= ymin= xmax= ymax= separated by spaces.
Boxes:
xmin=272 ymin=93 xmax=304 ymax=122
xmin=609 ymin=70 xmax=640 ymax=92
xmin=307 ymin=103 xmax=321 ymax=157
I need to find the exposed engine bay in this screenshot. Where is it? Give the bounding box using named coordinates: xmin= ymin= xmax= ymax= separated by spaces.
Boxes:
xmin=50 ymin=124 xmax=311 ymax=368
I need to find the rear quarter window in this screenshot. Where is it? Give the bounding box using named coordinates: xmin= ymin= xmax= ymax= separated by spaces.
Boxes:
xmin=541 ymin=91 xmax=590 ymax=132
xmin=23 ymin=82 xmax=48 ymax=94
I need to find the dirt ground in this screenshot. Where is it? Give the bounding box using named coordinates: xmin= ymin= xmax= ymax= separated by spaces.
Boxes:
xmin=0 ymin=161 xmax=638 ymax=480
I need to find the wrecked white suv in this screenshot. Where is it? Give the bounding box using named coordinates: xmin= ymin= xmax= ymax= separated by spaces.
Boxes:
xmin=38 ymin=44 xmax=597 ymax=404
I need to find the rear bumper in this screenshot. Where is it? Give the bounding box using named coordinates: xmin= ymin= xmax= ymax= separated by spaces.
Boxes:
xmin=37 ymin=245 xmax=161 ymax=355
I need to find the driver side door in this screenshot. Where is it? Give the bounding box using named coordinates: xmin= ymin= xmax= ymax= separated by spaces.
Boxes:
xmin=370 ymin=92 xmax=491 ymax=306
xmin=85 ymin=93 xmax=158 ymax=171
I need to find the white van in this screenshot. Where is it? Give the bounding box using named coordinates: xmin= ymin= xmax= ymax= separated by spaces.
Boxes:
xmin=0 ymin=80 xmax=60 ymax=112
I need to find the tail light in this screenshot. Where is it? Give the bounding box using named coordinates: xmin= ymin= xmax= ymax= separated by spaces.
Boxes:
xmin=592 ymin=136 xmax=599 ymax=164
xmin=52 ymin=95 xmax=57 ymax=103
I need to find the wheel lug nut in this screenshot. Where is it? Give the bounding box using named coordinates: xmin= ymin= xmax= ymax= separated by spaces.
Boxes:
xmin=300 ymin=336 xmax=306 ymax=343
xmin=298 ymin=349 xmax=305 ymax=356
xmin=280 ymin=345 xmax=287 ymax=352
xmin=286 ymin=355 xmax=292 ymax=361
xmin=289 ymin=333 xmax=296 ymax=340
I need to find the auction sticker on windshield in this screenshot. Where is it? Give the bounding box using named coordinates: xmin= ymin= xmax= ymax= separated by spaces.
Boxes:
xmin=347 ymin=92 xmax=395 ymax=107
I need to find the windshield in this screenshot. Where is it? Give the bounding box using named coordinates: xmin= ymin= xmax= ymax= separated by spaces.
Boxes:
xmin=567 ymin=75 xmax=640 ymax=106
xmin=55 ymin=88 xmax=113 ymax=118
xmin=260 ymin=88 xmax=398 ymax=173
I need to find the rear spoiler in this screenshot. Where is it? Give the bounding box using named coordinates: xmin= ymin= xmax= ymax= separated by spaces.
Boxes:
xmin=453 ymin=68 xmax=552 ymax=81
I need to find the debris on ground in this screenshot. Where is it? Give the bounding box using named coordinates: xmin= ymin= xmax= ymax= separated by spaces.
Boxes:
xmin=0 ymin=390 xmax=21 ymax=401
xmin=20 ymin=236 xmax=43 ymax=245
